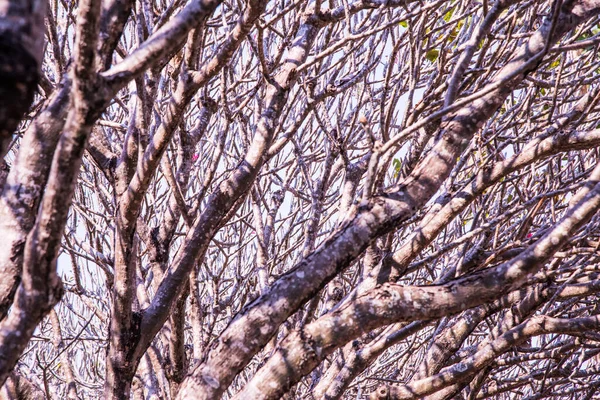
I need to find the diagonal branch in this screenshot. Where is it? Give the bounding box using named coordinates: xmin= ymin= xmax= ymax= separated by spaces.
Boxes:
xmin=238 ymin=163 xmax=600 ymax=399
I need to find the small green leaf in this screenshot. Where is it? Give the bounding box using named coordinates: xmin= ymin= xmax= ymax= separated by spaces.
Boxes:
xmin=449 ymin=27 xmax=459 ymax=42
xmin=549 ymin=58 xmax=560 ymax=69
xmin=399 ymin=20 xmax=408 ymax=28
xmin=577 ymin=31 xmax=592 ymax=41
xmin=392 ymin=158 xmax=402 ymax=178
xmin=443 ymin=7 xmax=455 ymax=22
xmin=425 ymin=49 xmax=439 ymax=63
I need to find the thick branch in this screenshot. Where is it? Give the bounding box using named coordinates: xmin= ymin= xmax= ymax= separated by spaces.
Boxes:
xmin=190 ymin=2 xmax=600 ymax=398
xmin=236 ymin=166 xmax=600 ymax=399
xmin=0 ymin=0 xmax=47 ymax=158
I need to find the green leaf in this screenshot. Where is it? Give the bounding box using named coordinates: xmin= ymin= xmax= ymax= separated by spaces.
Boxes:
xmin=425 ymin=49 xmax=439 ymax=63
xmin=577 ymin=31 xmax=592 ymax=41
xmin=449 ymin=20 xmax=464 ymax=41
xmin=392 ymin=158 xmax=402 ymax=178
xmin=549 ymin=58 xmax=560 ymax=69
xmin=449 ymin=27 xmax=459 ymax=42
xmin=443 ymin=7 xmax=455 ymax=22
xmin=399 ymin=20 xmax=408 ymax=28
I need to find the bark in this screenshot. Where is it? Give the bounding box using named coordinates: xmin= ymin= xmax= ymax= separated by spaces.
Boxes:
xmin=104 ymin=1 xmax=264 ymax=398
xmin=315 ymin=321 xmax=430 ymax=400
xmin=372 ymin=314 xmax=600 ymax=399
xmin=245 ymin=159 xmax=600 ymax=397
xmin=0 ymin=0 xmax=102 ymax=386
xmin=412 ymin=281 xmax=550 ymax=399
xmin=173 ymin=11 xmax=332 ymax=399
xmin=444 ymin=0 xmax=518 ymax=107
xmin=379 ymin=86 xmax=600 ymax=284
xmin=235 ymin=168 xmax=600 ymax=399
xmin=0 ymin=372 xmax=45 ymax=400
xmin=1 ymin=0 xmax=600 ymax=397
xmin=188 ymin=2 xmax=600 ymax=398
xmin=101 ymin=0 xmax=222 ymax=88
xmin=49 ymin=310 xmax=77 ymax=400
xmin=98 ymin=0 xmax=135 ymax=70
xmin=0 ymin=0 xmax=47 ymax=158
xmin=0 ymin=0 xmax=254 ymax=392
xmin=0 ymin=0 xmax=222 ymax=322
xmin=0 ymin=82 xmax=69 ymax=321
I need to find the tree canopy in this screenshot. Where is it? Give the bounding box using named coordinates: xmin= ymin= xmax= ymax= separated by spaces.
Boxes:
xmin=3 ymin=0 xmax=600 ymax=399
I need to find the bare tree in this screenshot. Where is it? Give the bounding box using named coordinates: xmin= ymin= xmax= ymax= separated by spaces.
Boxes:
xmin=2 ymin=0 xmax=600 ymax=399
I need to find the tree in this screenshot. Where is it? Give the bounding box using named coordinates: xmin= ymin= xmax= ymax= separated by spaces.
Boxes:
xmin=1 ymin=0 xmax=600 ymax=398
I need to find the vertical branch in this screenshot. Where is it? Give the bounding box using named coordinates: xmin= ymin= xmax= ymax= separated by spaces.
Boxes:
xmin=49 ymin=309 xmax=78 ymax=400
xmin=0 ymin=0 xmax=101 ymax=386
xmin=0 ymin=0 xmax=47 ymax=158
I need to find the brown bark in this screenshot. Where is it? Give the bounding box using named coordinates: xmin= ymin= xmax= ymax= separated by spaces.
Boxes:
xmin=181 ymin=2 xmax=600 ymax=398
xmin=0 ymin=371 xmax=45 ymax=400
xmin=372 ymin=314 xmax=600 ymax=399
xmin=0 ymin=0 xmax=103 ymax=385
xmin=0 ymin=0 xmax=47 ymax=158
xmin=104 ymin=1 xmax=264 ymax=397
xmin=2 ymin=0 xmax=600 ymax=398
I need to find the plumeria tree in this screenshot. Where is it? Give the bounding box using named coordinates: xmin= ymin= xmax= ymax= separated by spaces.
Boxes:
xmin=3 ymin=0 xmax=600 ymax=399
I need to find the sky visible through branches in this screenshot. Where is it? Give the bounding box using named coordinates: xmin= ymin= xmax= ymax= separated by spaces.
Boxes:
xmin=3 ymin=0 xmax=600 ymax=399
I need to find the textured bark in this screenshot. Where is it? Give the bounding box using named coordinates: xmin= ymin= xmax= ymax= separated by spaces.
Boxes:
xmin=0 ymin=372 xmax=45 ymax=400
xmin=314 ymin=321 xmax=429 ymax=400
xmin=173 ymin=13 xmax=327 ymax=399
xmin=104 ymin=1 xmax=263 ymax=397
xmin=0 ymin=0 xmax=222 ymax=323
xmin=0 ymin=0 xmax=47 ymax=158
xmin=372 ymin=314 xmax=600 ymax=400
xmin=0 ymin=0 xmax=102 ymax=386
xmin=3 ymin=0 xmax=600 ymax=397
xmin=0 ymin=0 xmax=228 ymax=392
xmin=380 ymin=86 xmax=600 ymax=284
xmin=49 ymin=310 xmax=77 ymax=400
xmin=415 ymin=307 xmax=497 ymax=381
xmin=0 ymin=11 xmax=69 ymax=323
xmin=412 ymin=282 xmax=550 ymax=400
xmin=228 ymin=3 xmax=600 ymax=397
xmin=97 ymin=0 xmax=135 ymax=70
xmin=176 ymin=2 xmax=600 ymax=398
xmin=236 ymin=170 xmax=600 ymax=399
